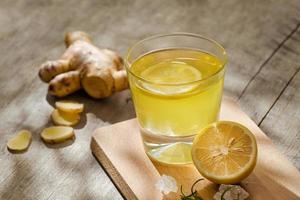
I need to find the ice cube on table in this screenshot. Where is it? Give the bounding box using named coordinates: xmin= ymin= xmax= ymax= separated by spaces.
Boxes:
xmin=155 ymin=174 xmax=178 ymax=195
xmin=213 ymin=184 xmax=249 ymax=200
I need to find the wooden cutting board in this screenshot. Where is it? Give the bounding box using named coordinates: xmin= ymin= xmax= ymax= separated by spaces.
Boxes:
xmin=91 ymin=98 xmax=300 ymax=200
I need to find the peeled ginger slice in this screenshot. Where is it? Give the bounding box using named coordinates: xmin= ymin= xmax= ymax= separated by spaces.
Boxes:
xmin=7 ymin=130 xmax=32 ymax=152
xmin=55 ymin=100 xmax=84 ymax=114
xmin=51 ymin=109 xmax=80 ymax=126
xmin=41 ymin=126 xmax=74 ymax=143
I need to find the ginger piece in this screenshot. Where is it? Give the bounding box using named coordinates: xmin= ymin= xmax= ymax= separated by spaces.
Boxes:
xmin=55 ymin=100 xmax=84 ymax=114
xmin=7 ymin=130 xmax=32 ymax=152
xmin=48 ymin=71 xmax=81 ymax=97
xmin=38 ymin=31 xmax=128 ymax=99
xmin=65 ymin=31 xmax=91 ymax=47
xmin=51 ymin=109 xmax=80 ymax=126
xmin=38 ymin=60 xmax=71 ymax=82
xmin=41 ymin=126 xmax=74 ymax=144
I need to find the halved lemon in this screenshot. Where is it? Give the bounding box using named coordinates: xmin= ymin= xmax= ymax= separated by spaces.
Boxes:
xmin=191 ymin=121 xmax=257 ymax=184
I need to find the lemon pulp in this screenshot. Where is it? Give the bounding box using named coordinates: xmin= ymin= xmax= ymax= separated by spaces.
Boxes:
xmin=192 ymin=121 xmax=257 ymax=184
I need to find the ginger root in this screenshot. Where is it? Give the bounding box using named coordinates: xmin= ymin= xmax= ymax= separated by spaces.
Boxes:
xmin=39 ymin=31 xmax=128 ymax=99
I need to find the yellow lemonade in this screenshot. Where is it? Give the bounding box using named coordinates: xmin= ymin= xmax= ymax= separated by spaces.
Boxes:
xmin=128 ymin=48 xmax=225 ymax=164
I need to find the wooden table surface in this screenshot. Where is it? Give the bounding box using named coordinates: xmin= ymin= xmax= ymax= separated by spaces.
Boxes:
xmin=0 ymin=0 xmax=299 ymax=199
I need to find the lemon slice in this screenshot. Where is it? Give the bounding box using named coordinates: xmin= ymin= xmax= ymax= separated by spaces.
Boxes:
xmin=149 ymin=142 xmax=192 ymax=165
xmin=140 ymin=61 xmax=201 ymax=95
xmin=191 ymin=121 xmax=257 ymax=184
xmin=141 ymin=61 xmax=201 ymax=84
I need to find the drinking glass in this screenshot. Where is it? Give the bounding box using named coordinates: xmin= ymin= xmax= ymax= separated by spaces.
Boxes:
xmin=125 ymin=33 xmax=227 ymax=165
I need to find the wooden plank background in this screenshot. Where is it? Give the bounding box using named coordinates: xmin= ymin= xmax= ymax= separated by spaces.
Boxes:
xmin=0 ymin=0 xmax=299 ymax=199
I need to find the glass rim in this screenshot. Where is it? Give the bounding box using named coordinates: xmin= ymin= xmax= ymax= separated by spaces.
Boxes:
xmin=125 ymin=32 xmax=228 ymax=86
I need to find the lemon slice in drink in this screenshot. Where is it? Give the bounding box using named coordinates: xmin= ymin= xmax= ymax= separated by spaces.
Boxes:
xmin=191 ymin=121 xmax=257 ymax=184
xmin=149 ymin=142 xmax=192 ymax=165
xmin=140 ymin=61 xmax=201 ymax=94
xmin=141 ymin=61 xmax=201 ymax=84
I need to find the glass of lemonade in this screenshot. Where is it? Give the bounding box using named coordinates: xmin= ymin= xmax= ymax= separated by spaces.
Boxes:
xmin=125 ymin=33 xmax=227 ymax=165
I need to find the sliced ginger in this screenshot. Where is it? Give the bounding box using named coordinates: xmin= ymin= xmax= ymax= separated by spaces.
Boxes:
xmin=51 ymin=109 xmax=80 ymax=126
xmin=55 ymin=100 xmax=84 ymax=114
xmin=41 ymin=126 xmax=74 ymax=144
xmin=7 ymin=130 xmax=32 ymax=152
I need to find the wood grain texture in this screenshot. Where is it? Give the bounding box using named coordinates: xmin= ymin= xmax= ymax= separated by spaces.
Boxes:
xmin=238 ymin=22 xmax=300 ymax=170
xmin=0 ymin=0 xmax=300 ymax=199
xmin=259 ymin=69 xmax=300 ymax=169
xmin=238 ymin=24 xmax=300 ymax=123
xmin=91 ymin=99 xmax=300 ymax=200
